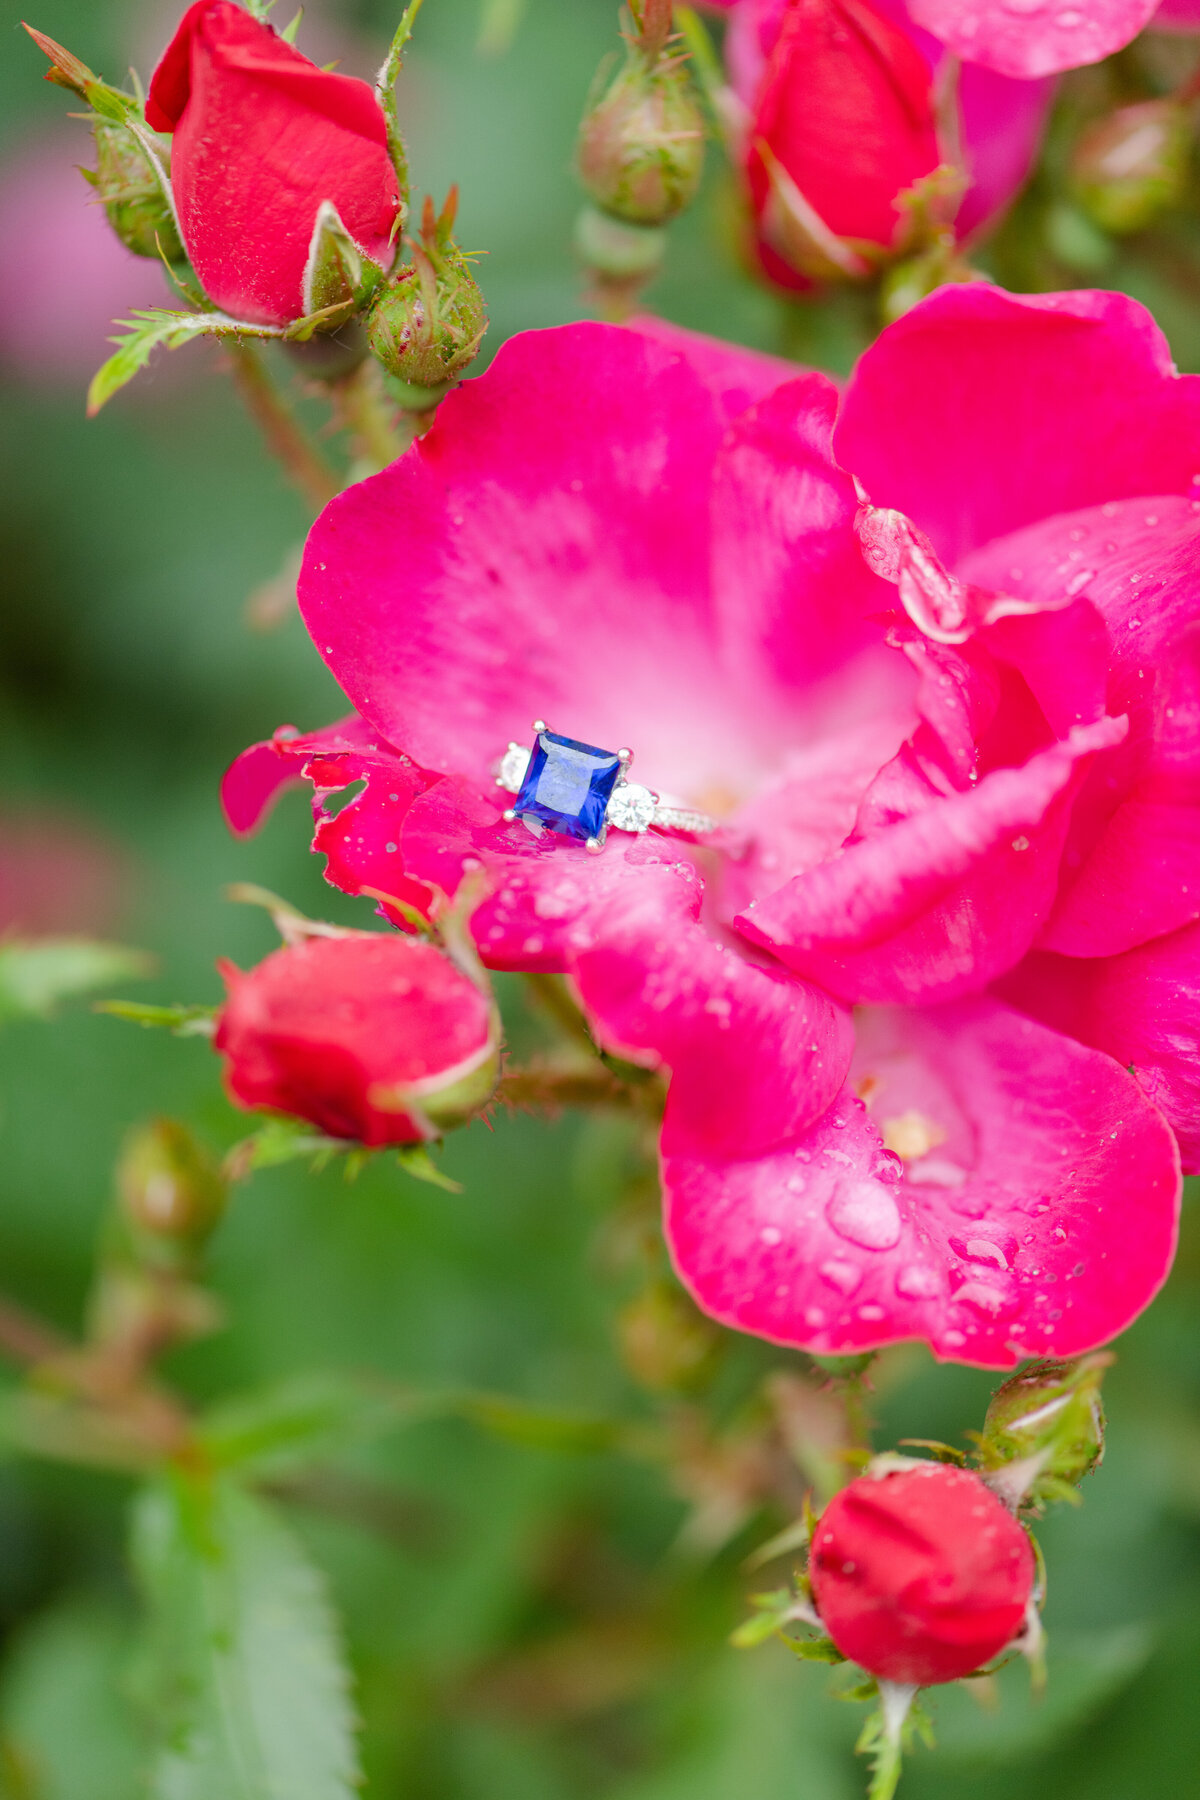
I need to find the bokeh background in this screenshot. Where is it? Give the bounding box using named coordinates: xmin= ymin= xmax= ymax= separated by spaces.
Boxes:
xmin=2 ymin=1 xmax=1200 ymax=1794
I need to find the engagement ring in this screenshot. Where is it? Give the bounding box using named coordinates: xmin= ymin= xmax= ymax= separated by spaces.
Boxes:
xmin=495 ymin=723 xmax=717 ymax=853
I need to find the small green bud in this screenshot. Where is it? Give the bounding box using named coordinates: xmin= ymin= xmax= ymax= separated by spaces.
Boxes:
xmin=978 ymin=1354 xmax=1110 ymax=1510
xmin=577 ymin=1 xmax=704 ymax=227
xmin=1071 ymin=99 xmax=1192 ymax=235
xmin=88 ymin=120 xmax=183 ymax=261
xmin=118 ymin=1119 xmax=228 ymax=1252
xmin=366 ymin=189 xmax=487 ymax=394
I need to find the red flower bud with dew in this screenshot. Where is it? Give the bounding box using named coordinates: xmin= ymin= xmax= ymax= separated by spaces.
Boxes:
xmin=214 ymin=934 xmax=499 ymax=1147
xmin=146 ymin=0 xmax=401 ymax=326
xmin=809 ymin=1462 xmax=1035 ymax=1684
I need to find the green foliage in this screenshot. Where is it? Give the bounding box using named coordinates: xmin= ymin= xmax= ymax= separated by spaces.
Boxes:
xmin=0 ymin=940 xmax=152 ymax=1022
xmin=131 ymin=1473 xmax=362 ymax=1800
xmin=0 ymin=1598 xmax=144 ymax=1800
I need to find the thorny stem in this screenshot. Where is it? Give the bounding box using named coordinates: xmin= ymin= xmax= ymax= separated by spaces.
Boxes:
xmin=0 ymin=1285 xmax=194 ymax=1462
xmin=331 ymin=359 xmax=416 ymax=472
xmin=226 ymin=341 xmax=341 ymax=511
xmin=498 ymin=1062 xmax=650 ymax=1112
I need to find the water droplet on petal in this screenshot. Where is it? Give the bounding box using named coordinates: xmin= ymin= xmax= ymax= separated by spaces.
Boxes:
xmin=896 ymin=1264 xmax=941 ymax=1300
xmin=826 ymin=1178 xmax=902 ymax=1251
xmin=819 ymin=1259 xmax=862 ymax=1296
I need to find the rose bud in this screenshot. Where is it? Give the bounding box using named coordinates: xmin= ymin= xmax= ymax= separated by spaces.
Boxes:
xmin=577 ymin=0 xmax=705 ymax=227
xmin=809 ymin=1463 xmax=1035 ymax=1685
xmin=82 ymin=121 xmax=184 ymax=262
xmin=979 ymin=1355 xmax=1109 ymax=1507
xmin=118 ymin=1118 xmax=228 ymax=1253
xmin=145 ymin=0 xmax=402 ymax=327
xmin=366 ymin=190 xmax=487 ymax=396
xmin=214 ymin=934 xmax=500 ymax=1147
xmin=1071 ymin=99 xmax=1192 ymax=235
xmin=744 ymin=0 xmax=942 ymax=287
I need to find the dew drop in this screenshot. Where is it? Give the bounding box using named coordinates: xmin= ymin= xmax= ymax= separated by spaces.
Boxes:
xmin=826 ymin=1179 xmax=902 ymax=1251
xmin=896 ymin=1264 xmax=941 ymax=1300
xmin=819 ymin=1259 xmax=862 ymax=1296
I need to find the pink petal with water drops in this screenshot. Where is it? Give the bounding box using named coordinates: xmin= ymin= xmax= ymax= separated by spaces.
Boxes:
xmin=906 ymin=0 xmax=1158 ymax=78
xmin=570 ymin=878 xmax=854 ymax=1157
xmin=836 ymin=286 xmax=1200 ymax=566
xmin=736 ymin=715 xmax=1126 ymax=1003
xmin=397 ymin=775 xmax=706 ymax=972
xmin=663 ymin=998 xmax=1180 ymax=1366
xmin=998 ymin=933 xmax=1200 ymax=1174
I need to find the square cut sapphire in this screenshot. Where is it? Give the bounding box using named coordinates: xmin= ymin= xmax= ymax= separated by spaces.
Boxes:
xmin=513 ymin=730 xmax=621 ymax=841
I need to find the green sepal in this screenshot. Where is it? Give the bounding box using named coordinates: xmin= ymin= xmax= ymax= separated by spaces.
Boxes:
xmin=395 ymin=1143 xmax=463 ymax=1191
xmin=223 ymin=1117 xmax=351 ymax=1182
xmin=301 ymin=201 xmax=386 ymax=318
xmin=96 ymin=999 xmax=218 ymax=1037
xmin=784 ymin=1635 xmax=845 ymax=1664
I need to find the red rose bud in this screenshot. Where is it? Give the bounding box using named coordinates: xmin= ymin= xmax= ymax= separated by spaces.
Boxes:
xmin=809 ymin=1464 xmax=1034 ymax=1685
xmin=145 ymin=0 xmax=402 ymax=326
xmin=1071 ymin=99 xmax=1192 ymax=235
xmin=746 ymin=0 xmax=941 ymax=288
xmin=577 ymin=0 xmax=705 ymax=227
xmin=214 ymin=934 xmax=500 ymax=1147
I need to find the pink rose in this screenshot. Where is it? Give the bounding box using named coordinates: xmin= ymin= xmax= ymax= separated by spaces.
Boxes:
xmin=226 ymin=295 xmax=1191 ymax=1367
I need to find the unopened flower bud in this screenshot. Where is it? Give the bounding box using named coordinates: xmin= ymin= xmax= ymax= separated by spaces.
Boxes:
xmin=118 ymin=1118 xmax=227 ymax=1248
xmin=979 ymin=1354 xmax=1109 ymax=1505
xmin=1071 ymin=99 xmax=1192 ymax=235
xmin=577 ymin=3 xmax=705 ymax=227
xmin=742 ymin=0 xmax=941 ymax=293
xmin=809 ymin=1463 xmax=1035 ymax=1685
xmin=366 ymin=190 xmax=487 ymax=394
xmin=214 ymin=933 xmax=500 ymax=1147
xmin=87 ymin=120 xmax=183 ymax=261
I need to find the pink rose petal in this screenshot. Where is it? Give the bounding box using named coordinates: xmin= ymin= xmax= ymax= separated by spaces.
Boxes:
xmin=906 ymin=0 xmax=1158 ymax=78
xmin=663 ymin=998 xmax=1180 ymax=1366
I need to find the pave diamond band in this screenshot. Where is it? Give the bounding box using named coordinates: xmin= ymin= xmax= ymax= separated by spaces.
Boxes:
xmin=495 ymin=724 xmax=717 ymax=852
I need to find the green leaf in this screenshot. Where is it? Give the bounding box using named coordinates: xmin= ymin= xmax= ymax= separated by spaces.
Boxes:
xmin=200 ymin=1374 xmax=430 ymax=1478
xmin=454 ymin=1390 xmax=626 ymax=1453
xmin=87 ymin=309 xmax=284 ymax=416
xmin=0 ymin=939 xmax=153 ymax=1022
xmin=131 ymin=1473 xmax=361 ymax=1800
xmin=0 ymin=1598 xmax=144 ymax=1800
xmin=96 ymin=999 xmax=217 ymax=1037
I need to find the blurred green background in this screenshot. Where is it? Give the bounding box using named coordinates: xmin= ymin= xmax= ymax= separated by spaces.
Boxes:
xmin=2 ymin=1 xmax=1200 ymax=1795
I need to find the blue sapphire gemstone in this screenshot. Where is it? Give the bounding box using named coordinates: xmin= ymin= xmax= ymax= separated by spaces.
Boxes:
xmin=513 ymin=730 xmax=622 ymax=841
